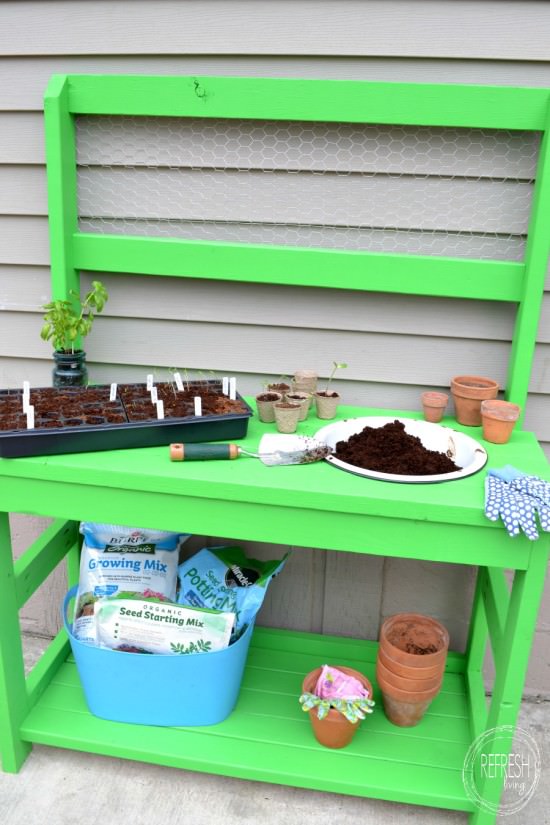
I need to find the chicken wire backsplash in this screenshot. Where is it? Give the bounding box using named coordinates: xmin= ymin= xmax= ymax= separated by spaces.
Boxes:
xmin=76 ymin=115 xmax=540 ymax=261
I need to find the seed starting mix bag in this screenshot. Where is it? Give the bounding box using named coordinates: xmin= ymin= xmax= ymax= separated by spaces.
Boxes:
xmin=74 ymin=523 xmax=189 ymax=644
xmin=177 ymin=545 xmax=288 ymax=636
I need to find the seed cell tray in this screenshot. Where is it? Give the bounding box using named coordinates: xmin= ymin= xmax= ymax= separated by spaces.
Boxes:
xmin=0 ymin=382 xmax=253 ymax=458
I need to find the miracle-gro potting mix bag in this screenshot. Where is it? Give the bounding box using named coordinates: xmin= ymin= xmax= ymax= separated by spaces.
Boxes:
xmin=73 ymin=522 xmax=189 ymax=644
xmin=177 ymin=545 xmax=288 ymax=636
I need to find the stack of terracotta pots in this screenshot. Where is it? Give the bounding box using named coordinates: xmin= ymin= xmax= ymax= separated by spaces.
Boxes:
xmin=376 ymin=612 xmax=449 ymax=727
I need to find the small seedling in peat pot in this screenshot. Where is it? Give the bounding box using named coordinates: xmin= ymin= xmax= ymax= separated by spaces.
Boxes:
xmin=40 ymin=280 xmax=109 ymax=354
xmin=323 ymin=361 xmax=347 ymax=398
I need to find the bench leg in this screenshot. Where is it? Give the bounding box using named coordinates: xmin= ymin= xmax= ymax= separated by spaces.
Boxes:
xmin=468 ymin=542 xmax=549 ymax=823
xmin=0 ymin=511 xmax=31 ymax=771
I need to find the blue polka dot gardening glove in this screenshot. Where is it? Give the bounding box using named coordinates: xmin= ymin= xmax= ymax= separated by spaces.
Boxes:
xmin=484 ymin=466 xmax=550 ymax=540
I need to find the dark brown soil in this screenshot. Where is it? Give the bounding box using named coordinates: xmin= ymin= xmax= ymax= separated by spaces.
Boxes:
xmin=334 ymin=419 xmax=461 ymax=475
xmin=387 ymin=619 xmax=445 ymax=655
xmin=0 ymin=381 xmax=249 ymax=433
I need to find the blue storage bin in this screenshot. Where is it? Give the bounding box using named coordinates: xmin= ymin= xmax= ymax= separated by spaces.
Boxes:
xmin=62 ymin=586 xmax=254 ymax=726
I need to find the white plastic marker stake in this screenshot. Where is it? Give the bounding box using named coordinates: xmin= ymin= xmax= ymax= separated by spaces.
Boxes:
xmin=26 ymin=405 xmax=35 ymax=430
xmin=150 ymin=386 xmax=158 ymax=404
xmin=229 ymin=377 xmax=237 ymax=400
xmin=146 ymin=373 xmax=154 ymax=391
xmin=156 ymin=400 xmax=164 ymax=420
xmin=22 ymin=381 xmax=30 ymax=412
xmin=222 ymin=376 xmax=229 ymax=396
xmin=194 ymin=396 xmax=202 ymax=416
xmin=174 ymin=372 xmax=184 ymax=392
xmin=109 ymin=383 xmax=117 ymax=402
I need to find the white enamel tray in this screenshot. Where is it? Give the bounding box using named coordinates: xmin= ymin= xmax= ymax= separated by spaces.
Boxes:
xmin=315 ymin=417 xmax=488 ymax=484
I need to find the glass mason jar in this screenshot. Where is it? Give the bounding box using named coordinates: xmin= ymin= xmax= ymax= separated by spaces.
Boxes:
xmin=52 ymin=350 xmax=88 ymax=387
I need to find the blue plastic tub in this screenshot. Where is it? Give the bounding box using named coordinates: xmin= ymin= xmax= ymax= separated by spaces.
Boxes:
xmin=63 ymin=586 xmax=254 ymax=726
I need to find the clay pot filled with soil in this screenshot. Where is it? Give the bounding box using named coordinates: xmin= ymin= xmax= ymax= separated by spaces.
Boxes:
xmin=315 ymin=391 xmax=340 ymax=420
xmin=481 ymin=399 xmax=520 ymax=445
xmin=377 ymin=612 xmax=449 ymax=727
xmin=421 ymin=391 xmax=448 ymax=423
xmin=450 ymin=375 xmax=499 ymax=426
xmin=255 ymin=392 xmax=282 ymax=423
xmin=302 ymin=666 xmax=373 ymax=749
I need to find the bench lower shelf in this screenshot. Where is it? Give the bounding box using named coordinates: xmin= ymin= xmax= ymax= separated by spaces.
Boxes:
xmin=21 ymin=625 xmax=475 ymax=814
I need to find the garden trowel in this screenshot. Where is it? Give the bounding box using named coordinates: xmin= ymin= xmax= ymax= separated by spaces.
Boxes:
xmin=169 ymin=434 xmax=331 ymax=466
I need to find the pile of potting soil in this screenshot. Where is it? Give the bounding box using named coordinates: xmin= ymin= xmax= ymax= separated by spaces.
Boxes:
xmin=334 ymin=419 xmax=461 ymax=476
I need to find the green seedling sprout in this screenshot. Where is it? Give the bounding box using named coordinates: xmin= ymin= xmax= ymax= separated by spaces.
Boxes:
xmin=40 ymin=280 xmax=109 ymax=354
xmin=325 ymin=361 xmax=347 ymax=396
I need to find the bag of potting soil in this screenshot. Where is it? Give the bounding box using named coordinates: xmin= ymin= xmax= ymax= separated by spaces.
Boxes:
xmin=73 ymin=523 xmax=189 ymax=644
xmin=177 ymin=545 xmax=288 ymax=637
xmin=94 ymin=593 xmax=235 ymax=655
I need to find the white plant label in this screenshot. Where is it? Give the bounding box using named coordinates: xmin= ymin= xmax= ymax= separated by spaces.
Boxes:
xmin=150 ymin=386 xmax=158 ymax=404
xmin=229 ymin=377 xmax=237 ymax=400
xmin=109 ymin=383 xmax=117 ymax=401
xmin=173 ymin=372 xmax=184 ymax=392
xmin=146 ymin=373 xmax=154 ymax=391
xmin=26 ymin=405 xmax=35 ymax=429
xmin=156 ymin=400 xmax=164 ymax=419
xmin=222 ymin=376 xmax=229 ymax=395
xmin=194 ymin=396 xmax=202 ymax=416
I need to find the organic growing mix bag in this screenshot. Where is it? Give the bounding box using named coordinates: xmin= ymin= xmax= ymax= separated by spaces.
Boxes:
xmin=177 ymin=545 xmax=288 ymax=636
xmin=74 ymin=522 xmax=189 ymax=644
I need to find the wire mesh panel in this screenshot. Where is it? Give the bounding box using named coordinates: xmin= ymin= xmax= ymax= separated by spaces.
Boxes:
xmin=76 ymin=115 xmax=540 ymax=261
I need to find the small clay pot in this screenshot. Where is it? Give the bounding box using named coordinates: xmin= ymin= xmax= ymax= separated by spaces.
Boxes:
xmin=255 ymin=392 xmax=282 ymax=423
xmin=450 ymin=375 xmax=499 ymax=426
xmin=421 ymin=391 xmax=449 ymax=424
xmin=379 ymin=613 xmax=449 ymax=670
xmin=481 ymin=399 xmax=520 ymax=445
xmin=377 ymin=645 xmax=444 ymax=681
xmin=302 ymin=666 xmax=373 ymax=749
xmin=375 ymin=658 xmax=442 ymax=694
xmin=377 ymin=668 xmax=442 ymax=727
xmin=315 ymin=391 xmax=340 ymax=420
xmin=292 ymin=370 xmax=318 ymax=394
xmin=286 ymin=391 xmax=311 ymax=421
xmin=274 ymin=401 xmax=301 ymax=433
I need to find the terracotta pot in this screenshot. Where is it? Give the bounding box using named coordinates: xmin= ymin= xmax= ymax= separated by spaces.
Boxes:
xmin=450 ymin=375 xmax=499 ymax=426
xmin=292 ymin=370 xmax=318 ymax=394
xmin=274 ymin=401 xmax=301 ymax=433
xmin=375 ymin=658 xmax=442 ymax=693
xmin=377 ymin=667 xmax=442 ymax=727
xmin=255 ymin=392 xmax=282 ymax=423
xmin=302 ymin=666 xmax=373 ymax=749
xmin=379 ymin=613 xmax=449 ymax=670
xmin=377 ymin=645 xmax=444 ymax=681
xmin=286 ymin=391 xmax=311 ymax=421
xmin=481 ymin=399 xmax=521 ymax=445
xmin=421 ymin=391 xmax=448 ymax=424
xmin=315 ymin=391 xmax=340 ymax=420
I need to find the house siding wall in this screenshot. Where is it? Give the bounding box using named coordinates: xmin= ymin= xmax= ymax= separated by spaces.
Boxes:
xmin=1 ymin=0 xmax=549 ymax=696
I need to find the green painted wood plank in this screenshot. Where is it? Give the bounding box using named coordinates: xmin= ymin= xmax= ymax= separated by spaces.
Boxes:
xmin=43 ymin=75 xmax=80 ymax=307
xmin=465 ymin=668 xmax=488 ymax=743
xmin=72 ymin=233 xmax=524 ymax=301
xmin=483 ymin=567 xmax=510 ymax=658
xmin=57 ymin=75 xmax=549 ymax=130
xmin=14 ymin=519 xmax=78 ymax=608
xmin=25 ymin=629 xmax=71 ymax=709
xmin=507 ymin=103 xmax=550 ymax=414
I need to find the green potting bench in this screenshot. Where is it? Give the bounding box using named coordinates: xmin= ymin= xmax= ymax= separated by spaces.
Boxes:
xmin=1 ymin=76 xmax=549 ymax=823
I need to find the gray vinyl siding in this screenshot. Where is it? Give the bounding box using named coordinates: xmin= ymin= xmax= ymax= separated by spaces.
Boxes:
xmin=1 ymin=1 xmax=549 ymax=695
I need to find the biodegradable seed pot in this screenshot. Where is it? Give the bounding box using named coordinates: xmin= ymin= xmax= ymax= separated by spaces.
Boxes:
xmin=255 ymin=392 xmax=282 ymax=423
xmin=291 ymin=370 xmax=318 ymax=394
xmin=315 ymin=392 xmax=340 ymax=420
xmin=450 ymin=375 xmax=499 ymax=426
xmin=286 ymin=391 xmax=311 ymax=421
xmin=481 ymin=399 xmax=521 ymax=444
xmin=267 ymin=382 xmax=290 ymax=399
xmin=274 ymin=401 xmax=301 ymax=433
xmin=421 ymin=391 xmax=448 ymax=424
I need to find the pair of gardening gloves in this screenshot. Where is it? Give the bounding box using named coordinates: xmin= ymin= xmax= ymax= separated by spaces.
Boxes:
xmin=485 ymin=466 xmax=550 ymax=540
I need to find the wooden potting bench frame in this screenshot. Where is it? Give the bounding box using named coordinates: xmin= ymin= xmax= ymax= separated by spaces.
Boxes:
xmin=1 ymin=75 xmax=550 ymax=823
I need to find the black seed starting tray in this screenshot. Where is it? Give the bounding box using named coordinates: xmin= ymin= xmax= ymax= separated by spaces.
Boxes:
xmin=0 ymin=382 xmax=253 ymax=458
